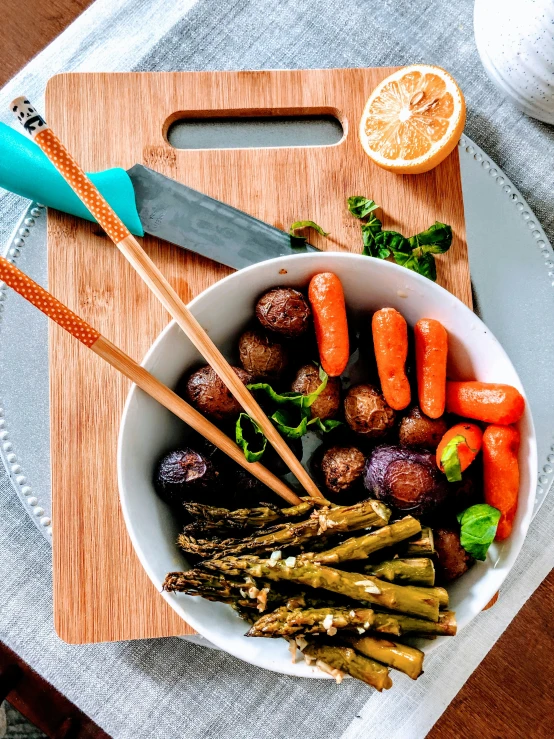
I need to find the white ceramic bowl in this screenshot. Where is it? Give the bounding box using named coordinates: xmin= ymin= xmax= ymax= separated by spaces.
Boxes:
xmin=118 ymin=253 xmax=536 ymax=678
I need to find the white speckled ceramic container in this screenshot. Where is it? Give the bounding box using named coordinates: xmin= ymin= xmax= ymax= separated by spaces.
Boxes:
xmin=474 ymin=0 xmax=554 ymax=124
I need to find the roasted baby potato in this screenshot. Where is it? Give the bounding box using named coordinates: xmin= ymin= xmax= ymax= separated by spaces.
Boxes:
xmin=291 ymin=363 xmax=341 ymax=420
xmin=185 ymin=365 xmax=251 ymax=421
xmin=320 ymin=445 xmax=366 ymax=495
xmin=364 ymin=445 xmax=448 ymax=516
xmin=398 ymin=406 xmax=448 ymax=450
xmin=344 ymin=384 xmax=396 ymax=438
xmin=238 ymin=329 xmax=289 ymax=380
xmin=434 ymin=527 xmax=475 ymax=583
xmin=255 ymin=287 xmax=311 ymax=338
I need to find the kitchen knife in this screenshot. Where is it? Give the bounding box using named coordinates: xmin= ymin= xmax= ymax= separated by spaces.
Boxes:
xmin=0 ymin=122 xmax=317 ymax=269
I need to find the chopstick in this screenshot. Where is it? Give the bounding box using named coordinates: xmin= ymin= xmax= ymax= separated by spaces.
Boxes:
xmin=0 ymin=255 xmax=302 ymax=506
xmin=11 ymin=97 xmax=325 ymax=503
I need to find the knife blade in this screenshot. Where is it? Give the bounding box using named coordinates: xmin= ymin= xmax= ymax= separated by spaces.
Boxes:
xmin=0 ymin=122 xmax=317 ymax=270
xmin=126 ymin=164 xmax=317 ymax=270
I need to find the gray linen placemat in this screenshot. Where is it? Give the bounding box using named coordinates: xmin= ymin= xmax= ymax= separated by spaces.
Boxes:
xmin=1 ymin=1 xmax=553 ymax=737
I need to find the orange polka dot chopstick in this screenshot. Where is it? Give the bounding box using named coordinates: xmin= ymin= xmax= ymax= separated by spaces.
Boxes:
xmin=0 ymin=253 xmax=301 ymax=505
xmin=11 ymin=97 xmax=325 ymax=502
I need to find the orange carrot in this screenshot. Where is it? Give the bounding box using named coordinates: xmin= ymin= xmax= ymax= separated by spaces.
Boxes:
xmin=415 ymin=318 xmax=448 ymax=419
xmin=445 ymin=381 xmax=524 ymax=425
xmin=483 ymin=425 xmax=520 ymax=540
xmin=436 ymin=422 xmax=483 ymax=481
xmin=372 ymin=307 xmax=411 ymax=410
xmin=308 ymin=272 xmax=349 ymax=377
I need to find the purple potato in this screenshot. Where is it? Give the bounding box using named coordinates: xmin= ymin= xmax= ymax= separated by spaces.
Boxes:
xmin=154 ymin=448 xmax=218 ymax=507
xmin=364 ymin=444 xmax=449 ymax=516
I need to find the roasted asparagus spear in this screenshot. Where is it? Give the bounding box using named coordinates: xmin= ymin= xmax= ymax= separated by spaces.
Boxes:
xmin=163 ymin=568 xmax=283 ymax=612
xmin=247 ymin=605 xmax=375 ymax=638
xmin=204 ymin=556 xmax=440 ymax=621
xmin=163 ymin=569 xmax=350 ymax=612
xmin=401 ymin=526 xmax=435 ymax=557
xmin=371 ymin=610 xmax=457 ymax=637
xmin=343 ymin=634 xmax=424 ymax=679
xmin=363 ymin=558 xmax=435 ymax=586
xmin=178 ymin=499 xmax=390 ymax=558
xmin=412 ymin=585 xmax=448 ymax=609
xmin=305 ymin=516 xmax=421 ymax=565
xmin=184 ymin=501 xmax=315 ymax=530
xmin=302 ymin=641 xmax=392 ymax=691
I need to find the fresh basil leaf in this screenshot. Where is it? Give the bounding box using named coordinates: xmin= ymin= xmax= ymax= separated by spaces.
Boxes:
xmin=247 ymin=383 xmax=304 ymax=406
xmin=457 ymin=504 xmax=501 ymax=561
xmin=390 ymin=249 xmax=421 ymax=274
xmin=290 ymin=220 xmax=329 ymax=236
xmin=440 ymin=434 xmax=465 ymax=482
xmin=377 ymin=230 xmax=411 ymax=254
xmin=416 ymin=252 xmax=437 ymax=281
xmin=347 ymin=196 xmax=379 ymax=220
xmin=248 ymin=368 xmax=328 ymax=410
xmin=391 ymin=249 xmax=438 ymax=281
xmin=409 ymin=221 xmax=452 ymax=255
xmin=270 ymin=409 xmax=309 ymax=439
xmin=235 ymin=413 xmax=267 ymax=462
xmin=361 ymin=214 xmax=386 ymax=257
xmin=308 ymin=418 xmax=344 ymax=433
xmin=289 ymin=220 xmax=329 ymax=247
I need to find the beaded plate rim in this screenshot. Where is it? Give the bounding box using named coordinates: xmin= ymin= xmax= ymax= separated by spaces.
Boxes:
xmin=0 ymin=202 xmax=52 ymax=539
xmin=0 ymin=134 xmax=553 ymax=542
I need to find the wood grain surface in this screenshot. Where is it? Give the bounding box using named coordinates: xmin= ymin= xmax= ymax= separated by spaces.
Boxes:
xmin=4 ymin=5 xmax=553 ymax=736
xmin=0 ymin=0 xmax=93 ymax=87
xmin=45 ymin=68 xmax=469 ymax=645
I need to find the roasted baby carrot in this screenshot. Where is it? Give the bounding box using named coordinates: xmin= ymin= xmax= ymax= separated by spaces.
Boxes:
xmin=415 ymin=318 xmax=448 ymax=419
xmin=436 ymin=422 xmax=483 ymax=482
xmin=372 ymin=307 xmax=411 ymax=411
xmin=445 ymin=381 xmax=525 ymax=425
xmin=308 ymin=272 xmax=349 ymax=377
xmin=483 ymin=425 xmax=520 ymax=540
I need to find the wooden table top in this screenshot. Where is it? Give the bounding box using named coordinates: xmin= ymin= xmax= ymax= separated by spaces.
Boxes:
xmin=2 ymin=3 xmax=553 ymax=736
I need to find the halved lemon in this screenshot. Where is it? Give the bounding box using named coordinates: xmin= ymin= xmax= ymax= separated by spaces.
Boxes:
xmin=359 ymin=64 xmax=466 ymax=174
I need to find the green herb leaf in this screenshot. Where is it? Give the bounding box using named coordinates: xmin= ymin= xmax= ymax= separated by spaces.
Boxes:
xmin=347 ymin=196 xmax=379 ymax=220
xmin=416 ymin=252 xmax=437 ymax=281
xmin=289 ymin=220 xmax=329 ymax=247
xmin=235 ymin=413 xmax=267 ymax=462
xmin=248 ymin=367 xmax=328 ymax=410
xmin=377 ymin=230 xmax=411 ymax=254
xmin=440 ymin=434 xmax=466 ymax=482
xmin=270 ymin=409 xmax=310 ymax=439
xmin=361 ymin=214 xmax=386 ymax=257
xmin=457 ymin=504 xmax=501 ymax=561
xmin=308 ymin=418 xmax=344 ymax=433
xmin=409 ymin=221 xmax=453 ymax=255
xmin=391 ymin=248 xmax=438 ymax=281
xmin=247 ymin=383 xmax=305 ymax=406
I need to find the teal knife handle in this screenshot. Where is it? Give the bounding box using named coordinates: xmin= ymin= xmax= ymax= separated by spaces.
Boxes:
xmin=0 ymin=122 xmax=144 ymax=236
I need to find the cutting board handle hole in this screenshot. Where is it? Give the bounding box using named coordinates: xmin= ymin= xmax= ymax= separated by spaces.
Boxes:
xmin=164 ymin=109 xmax=345 ymax=150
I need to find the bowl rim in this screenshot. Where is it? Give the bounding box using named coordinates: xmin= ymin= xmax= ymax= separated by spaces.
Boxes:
xmin=118 ymin=252 xmax=537 ymax=674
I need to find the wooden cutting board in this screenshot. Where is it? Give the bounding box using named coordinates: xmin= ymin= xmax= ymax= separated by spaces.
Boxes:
xmin=46 ymin=69 xmax=470 ymax=644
